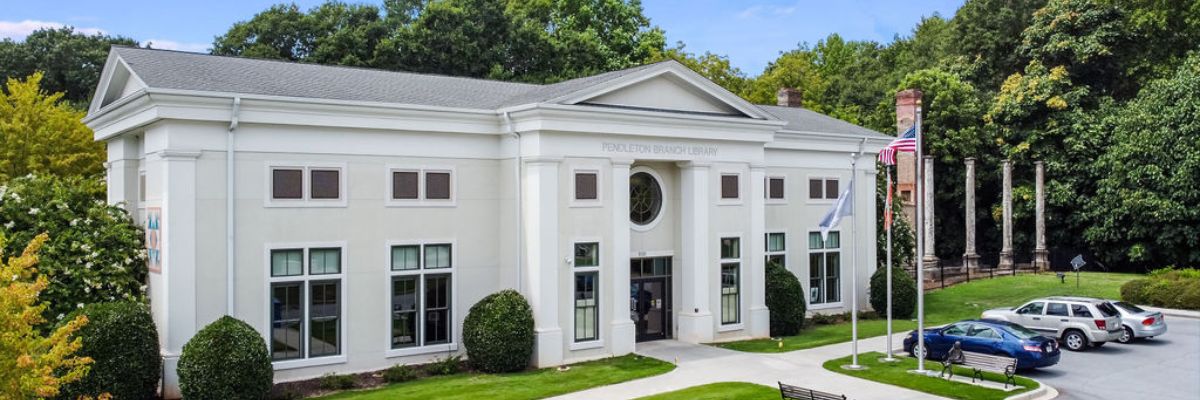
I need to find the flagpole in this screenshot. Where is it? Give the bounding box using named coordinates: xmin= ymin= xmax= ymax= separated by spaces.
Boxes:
xmin=884 ymin=165 xmax=896 ymax=362
xmin=914 ymin=105 xmax=926 ymax=373
xmin=847 ymin=139 xmax=864 ymax=369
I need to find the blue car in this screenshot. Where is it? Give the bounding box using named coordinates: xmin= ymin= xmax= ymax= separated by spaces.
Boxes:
xmin=903 ymin=319 xmax=1061 ymax=369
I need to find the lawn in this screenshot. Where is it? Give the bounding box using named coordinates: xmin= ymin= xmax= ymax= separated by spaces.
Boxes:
xmin=719 ymin=272 xmax=1138 ymax=352
xmin=823 ymin=352 xmax=1039 ymax=400
xmin=636 ymin=382 xmax=779 ymax=400
xmin=316 ymin=355 xmax=674 ymax=400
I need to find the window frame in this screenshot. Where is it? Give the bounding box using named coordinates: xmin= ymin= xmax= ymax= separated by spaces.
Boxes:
xmin=263 ymin=162 xmax=347 ymax=208
xmin=717 ymin=171 xmax=743 ymax=206
xmin=571 ymin=238 xmax=603 ymax=348
xmin=385 ymin=165 xmax=458 ymax=207
xmin=806 ymin=176 xmax=841 ymax=203
xmin=569 ymin=167 xmax=603 ymax=208
xmin=718 ymin=234 xmax=743 ymax=329
xmin=765 ymin=175 xmax=787 ymax=204
xmin=807 ymin=231 xmax=842 ymax=309
xmin=263 ymin=241 xmax=348 ymax=370
xmin=765 ymin=230 xmax=787 ymax=268
xmin=384 ymin=239 xmax=459 ymax=358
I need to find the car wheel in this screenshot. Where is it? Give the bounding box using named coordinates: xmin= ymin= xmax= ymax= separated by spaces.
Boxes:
xmin=1117 ymin=326 xmax=1134 ymax=344
xmin=919 ymin=345 xmax=929 ymax=360
xmin=1063 ymin=330 xmax=1089 ymax=351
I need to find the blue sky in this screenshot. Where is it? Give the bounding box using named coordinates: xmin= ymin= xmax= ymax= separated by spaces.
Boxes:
xmin=2 ymin=0 xmax=962 ymax=74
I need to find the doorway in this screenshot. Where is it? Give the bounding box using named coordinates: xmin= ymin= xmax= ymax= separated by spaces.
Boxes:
xmin=630 ymin=257 xmax=672 ymax=342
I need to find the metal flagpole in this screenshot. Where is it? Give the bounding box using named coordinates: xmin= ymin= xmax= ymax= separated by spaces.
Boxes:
xmin=915 ymin=105 xmax=926 ymax=372
xmin=848 ymin=139 xmax=863 ymax=369
xmin=884 ymin=165 xmax=896 ymax=362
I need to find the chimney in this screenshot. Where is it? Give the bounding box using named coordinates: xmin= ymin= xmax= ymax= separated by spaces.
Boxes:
xmin=776 ymin=87 xmax=803 ymax=108
xmin=895 ymin=89 xmax=923 ymax=134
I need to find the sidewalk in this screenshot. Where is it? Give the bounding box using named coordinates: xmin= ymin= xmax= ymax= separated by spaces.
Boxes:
xmin=1143 ymin=305 xmax=1200 ymax=320
xmin=551 ymin=333 xmax=949 ymax=400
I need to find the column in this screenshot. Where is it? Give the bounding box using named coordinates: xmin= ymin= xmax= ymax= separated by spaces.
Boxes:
xmin=105 ymin=135 xmax=141 ymax=214
xmin=747 ymin=164 xmax=769 ymax=338
xmin=522 ymin=157 xmax=563 ymax=366
xmin=999 ymin=160 xmax=1014 ymax=269
xmin=922 ymin=156 xmax=938 ymax=265
xmin=609 ymin=159 xmax=636 ymax=355
xmin=677 ymin=161 xmax=714 ymax=343
xmin=1034 ymin=161 xmax=1049 ymax=271
xmin=963 ymin=158 xmax=980 ymax=269
xmin=158 ymin=149 xmax=200 ymax=399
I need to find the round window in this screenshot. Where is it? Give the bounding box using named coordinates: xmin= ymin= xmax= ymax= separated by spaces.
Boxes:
xmin=629 ymin=171 xmax=663 ymax=226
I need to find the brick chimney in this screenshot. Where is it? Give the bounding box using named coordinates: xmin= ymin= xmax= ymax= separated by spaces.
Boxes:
xmin=776 ymin=87 xmax=803 ymax=107
xmin=895 ymin=89 xmax=922 ymax=133
xmin=894 ymin=88 xmax=923 ymax=232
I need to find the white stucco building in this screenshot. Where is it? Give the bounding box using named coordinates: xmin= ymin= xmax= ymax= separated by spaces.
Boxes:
xmin=86 ymin=47 xmax=890 ymax=397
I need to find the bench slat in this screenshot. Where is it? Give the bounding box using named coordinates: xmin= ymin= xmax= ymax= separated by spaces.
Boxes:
xmin=778 ymin=382 xmax=846 ymax=400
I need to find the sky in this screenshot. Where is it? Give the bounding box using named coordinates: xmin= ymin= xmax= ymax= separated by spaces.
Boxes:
xmin=1 ymin=0 xmax=963 ymax=75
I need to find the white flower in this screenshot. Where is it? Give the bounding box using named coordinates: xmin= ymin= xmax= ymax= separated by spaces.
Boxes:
xmin=76 ymin=303 xmax=84 ymax=309
xmin=11 ymin=274 xmax=17 ymax=281
xmin=70 ymin=219 xmax=79 ymax=226
xmin=28 ymin=207 xmax=38 ymax=215
xmin=84 ymin=287 xmax=91 ymax=293
xmin=81 ymin=244 xmax=91 ymax=251
xmin=56 ymin=313 xmax=64 ymax=320
xmin=3 ymin=221 xmax=13 ymax=229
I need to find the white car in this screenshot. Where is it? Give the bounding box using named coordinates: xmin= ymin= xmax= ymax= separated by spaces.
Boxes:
xmin=982 ymin=296 xmax=1123 ymax=351
xmin=1110 ymin=301 xmax=1167 ymax=343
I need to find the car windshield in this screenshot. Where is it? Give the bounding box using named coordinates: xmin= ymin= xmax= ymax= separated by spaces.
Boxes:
xmin=1004 ymin=324 xmax=1041 ymax=340
xmin=1095 ymin=302 xmax=1119 ymax=317
xmin=1115 ymin=301 xmax=1145 ymax=313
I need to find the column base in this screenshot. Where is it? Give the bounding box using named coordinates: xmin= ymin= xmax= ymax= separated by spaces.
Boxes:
xmin=748 ymin=306 xmax=770 ymax=338
xmin=161 ymin=353 xmax=181 ymax=399
xmin=1033 ymin=249 xmax=1049 ymax=272
xmin=998 ymin=251 xmax=1014 ymax=269
xmin=922 ymin=255 xmax=941 ymax=267
xmin=963 ymin=253 xmax=981 ymax=270
xmin=610 ymin=320 xmax=636 ymax=356
xmin=676 ymin=311 xmax=714 ymax=343
xmin=533 ymin=328 xmax=564 ymax=367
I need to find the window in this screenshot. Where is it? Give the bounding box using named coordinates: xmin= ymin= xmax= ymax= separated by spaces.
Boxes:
xmin=766 ymin=176 xmax=785 ymax=201
xmin=1070 ymin=304 xmax=1093 ymax=318
xmin=573 ymin=242 xmax=600 ymax=342
xmin=967 ymin=325 xmax=1001 ymax=340
xmin=720 ymin=237 xmax=741 ymax=325
xmin=808 ymin=232 xmax=840 ymax=305
xmin=720 ymin=174 xmax=739 ymax=199
xmin=268 ymin=246 xmax=344 ymax=362
xmin=574 ymin=171 xmax=598 ymax=201
xmin=943 ymin=323 xmax=968 ymax=336
xmin=392 ymin=171 xmax=419 ymax=199
xmin=138 ymin=170 xmax=147 ymax=203
xmin=1046 ymin=302 xmax=1069 ymax=317
xmin=808 ymin=178 xmax=840 ymax=200
xmin=765 ymin=232 xmax=786 ymax=267
xmin=1017 ymin=302 xmax=1045 ymax=315
xmin=388 ymin=167 xmax=456 ymax=205
xmin=268 ymin=164 xmax=345 ymax=206
xmin=629 ymin=171 xmax=663 ymax=226
xmin=309 ymin=169 xmax=340 ymax=199
xmin=272 ymin=168 xmax=303 ymax=200
xmin=425 ymin=172 xmax=451 ymax=200
xmin=389 ymin=243 xmax=454 ymax=350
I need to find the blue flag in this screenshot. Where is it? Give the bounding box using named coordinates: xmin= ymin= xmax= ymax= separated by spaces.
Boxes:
xmin=818 ymin=181 xmax=853 ymax=240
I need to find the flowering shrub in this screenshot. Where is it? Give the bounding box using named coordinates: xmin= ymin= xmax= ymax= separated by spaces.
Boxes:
xmin=0 ymin=175 xmax=147 ymax=320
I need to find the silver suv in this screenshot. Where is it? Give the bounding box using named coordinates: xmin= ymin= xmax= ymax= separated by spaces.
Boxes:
xmin=982 ymin=296 xmax=1123 ymax=351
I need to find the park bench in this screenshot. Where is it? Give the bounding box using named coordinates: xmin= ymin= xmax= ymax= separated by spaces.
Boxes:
xmin=778 ymin=381 xmax=847 ymax=400
xmin=938 ymin=342 xmax=1017 ymax=389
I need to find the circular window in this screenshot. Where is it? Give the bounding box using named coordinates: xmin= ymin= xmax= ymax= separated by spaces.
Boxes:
xmin=629 ymin=171 xmax=663 ymax=226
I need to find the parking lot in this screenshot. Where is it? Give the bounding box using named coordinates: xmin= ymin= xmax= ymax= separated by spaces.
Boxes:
xmin=1023 ymin=315 xmax=1200 ymax=400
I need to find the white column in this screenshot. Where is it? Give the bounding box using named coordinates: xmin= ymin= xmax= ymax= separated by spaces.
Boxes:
xmin=676 ymin=161 xmax=714 ymax=343
xmin=1034 ymin=161 xmax=1049 ymax=271
xmin=964 ymin=158 xmax=980 ymax=269
xmin=609 ymin=159 xmax=636 ymax=355
xmin=157 ymin=149 xmax=200 ymax=399
xmin=747 ymin=164 xmax=769 ymax=338
xmin=522 ymin=157 xmax=563 ymax=366
xmin=999 ymin=160 xmax=1014 ymax=269
xmin=105 ymin=136 xmax=140 ymax=214
xmin=922 ymin=156 xmax=937 ymax=265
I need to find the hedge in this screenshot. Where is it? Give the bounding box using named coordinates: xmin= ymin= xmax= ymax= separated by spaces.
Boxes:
xmin=869 ymin=267 xmax=916 ymax=319
xmin=57 ymin=301 xmax=160 ymax=400
xmin=1120 ymin=268 xmax=1200 ymax=311
xmin=462 ymin=290 xmax=534 ymax=373
xmin=765 ymin=261 xmax=805 ymax=336
xmin=178 ymin=316 xmax=273 ymax=400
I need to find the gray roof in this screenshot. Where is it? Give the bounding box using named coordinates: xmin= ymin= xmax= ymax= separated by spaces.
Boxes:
xmin=112 ymin=47 xmax=888 ymax=138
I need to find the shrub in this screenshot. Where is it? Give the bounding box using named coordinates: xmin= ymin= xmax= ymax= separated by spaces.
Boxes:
xmin=869 ymin=267 xmax=917 ymax=319
xmin=318 ymin=373 xmax=356 ymax=391
xmin=765 ymin=261 xmax=805 ymax=336
xmin=57 ymin=301 xmax=160 ymax=400
xmin=382 ymin=364 xmax=416 ymax=383
xmin=462 ymin=290 xmax=534 ymax=373
xmin=178 ymin=316 xmax=272 ymax=400
xmin=0 ymin=175 xmax=147 ymax=321
xmin=1120 ymin=279 xmax=1151 ymax=304
xmin=426 ymin=355 xmax=462 ymax=376
xmin=1121 ymin=269 xmax=1200 ymax=311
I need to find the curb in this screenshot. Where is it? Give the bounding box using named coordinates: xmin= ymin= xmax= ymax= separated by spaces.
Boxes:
xmin=1005 ymin=379 xmax=1057 ymax=400
xmin=1143 ymin=306 xmax=1200 ymax=320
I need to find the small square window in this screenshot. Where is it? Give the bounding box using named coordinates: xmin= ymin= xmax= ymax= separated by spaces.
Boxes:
xmin=574 ymin=172 xmax=598 ymax=200
xmin=768 ymin=177 xmax=785 ymax=199
xmin=767 ymin=232 xmax=785 ymax=252
xmin=310 ymin=169 xmax=340 ymax=200
xmin=808 ymin=179 xmax=823 ymax=199
xmin=138 ymin=172 xmax=147 ymax=202
xmin=391 ymin=245 xmax=420 ymax=270
xmin=271 ymin=249 xmax=303 ymax=277
xmin=720 ymin=237 xmax=740 ymax=259
xmin=425 ymin=172 xmax=451 ymax=200
xmin=272 ymin=169 xmax=303 ymax=200
xmin=825 ymin=179 xmax=839 ymax=199
xmin=574 ymin=242 xmax=599 ymax=267
xmin=309 ymin=248 xmax=341 ymax=275
xmin=721 ymin=174 xmax=739 ymax=199
xmin=392 ymin=171 xmax=419 ymax=200
xmin=424 ymin=244 xmax=452 ymax=269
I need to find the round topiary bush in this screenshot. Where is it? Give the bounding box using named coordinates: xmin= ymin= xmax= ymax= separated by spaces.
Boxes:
xmin=869 ymin=267 xmax=916 ymax=319
xmin=57 ymin=301 xmax=160 ymax=400
xmin=178 ymin=316 xmax=272 ymax=400
xmin=765 ymin=261 xmax=805 ymax=336
xmin=462 ymin=289 xmax=534 ymax=373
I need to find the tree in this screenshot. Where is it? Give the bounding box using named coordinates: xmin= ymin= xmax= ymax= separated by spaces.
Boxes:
xmin=0 ymin=27 xmax=137 ymax=106
xmin=0 ymin=72 xmax=106 ymax=182
xmin=212 ymin=2 xmax=389 ymax=66
xmin=1018 ymin=0 xmax=1131 ymax=97
xmin=649 ymin=42 xmax=750 ymax=95
xmin=0 ymin=233 xmax=93 ymax=399
xmin=949 ymin=0 xmax=1047 ymax=90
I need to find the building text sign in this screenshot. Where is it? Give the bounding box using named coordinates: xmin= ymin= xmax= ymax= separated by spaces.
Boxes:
xmin=601 ymin=142 xmax=718 ymax=157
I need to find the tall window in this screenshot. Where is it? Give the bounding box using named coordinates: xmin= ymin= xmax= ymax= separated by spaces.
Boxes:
xmin=269 ymin=246 xmax=344 ymax=362
xmin=389 ymin=243 xmax=454 ymax=349
xmin=808 ymin=232 xmax=840 ymax=304
xmin=766 ymin=176 xmax=785 ymax=201
xmin=574 ymin=242 xmax=600 ymax=342
xmin=720 ymin=174 xmax=740 ymax=199
xmin=808 ymin=178 xmax=839 ymax=200
xmin=766 ymin=232 xmax=786 ymax=267
xmin=720 ymin=237 xmax=741 ymax=325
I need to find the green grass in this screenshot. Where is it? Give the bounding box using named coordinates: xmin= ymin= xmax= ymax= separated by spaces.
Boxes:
xmin=636 ymin=382 xmax=780 ymax=400
xmin=316 ymin=355 xmax=674 ymax=400
xmin=720 ymin=272 xmax=1139 ymax=352
xmin=823 ymin=352 xmax=1038 ymax=400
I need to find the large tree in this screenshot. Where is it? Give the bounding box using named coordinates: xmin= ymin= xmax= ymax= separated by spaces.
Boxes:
xmin=0 ymin=27 xmax=137 ymax=106
xmin=0 ymin=73 xmax=105 ymax=182
xmin=949 ymin=0 xmax=1047 ymax=90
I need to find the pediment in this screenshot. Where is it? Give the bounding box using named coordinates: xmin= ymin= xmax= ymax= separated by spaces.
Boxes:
xmin=555 ymin=62 xmax=773 ymax=120
xmin=89 ymin=53 xmax=147 ymax=114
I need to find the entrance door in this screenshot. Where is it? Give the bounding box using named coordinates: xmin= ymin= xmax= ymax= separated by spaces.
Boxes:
xmin=630 ymin=257 xmax=671 ymax=342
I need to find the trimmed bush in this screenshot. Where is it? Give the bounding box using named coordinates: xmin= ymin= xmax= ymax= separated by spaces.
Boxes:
xmin=178 ymin=316 xmax=272 ymax=400
xmin=1120 ymin=268 xmax=1200 ymax=311
xmin=1120 ymin=279 xmax=1152 ymax=304
xmin=57 ymin=301 xmax=160 ymax=400
xmin=426 ymin=355 xmax=463 ymax=376
xmin=318 ymin=373 xmax=356 ymax=391
xmin=462 ymin=290 xmax=534 ymax=373
xmin=382 ymin=364 xmax=416 ymax=383
xmin=765 ymin=261 xmax=805 ymax=336
xmin=869 ymin=267 xmax=916 ymax=319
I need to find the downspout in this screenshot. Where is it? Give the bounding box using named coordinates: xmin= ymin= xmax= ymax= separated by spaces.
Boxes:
xmin=501 ymin=112 xmax=522 ymax=292
xmin=227 ymin=97 xmax=241 ymax=316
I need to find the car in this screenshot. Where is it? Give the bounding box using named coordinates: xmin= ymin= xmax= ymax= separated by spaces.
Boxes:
xmin=1109 ymin=301 xmax=1167 ymax=343
xmin=902 ymin=319 xmax=1061 ymax=369
xmin=981 ymin=296 xmax=1123 ymax=351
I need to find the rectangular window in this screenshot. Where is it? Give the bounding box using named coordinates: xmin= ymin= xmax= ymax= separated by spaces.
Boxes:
xmin=309 ymin=169 xmax=341 ymax=200
xmin=389 ymin=243 xmax=455 ymax=350
xmin=767 ymin=177 xmax=785 ymax=200
xmin=424 ymin=244 xmax=452 ymax=269
xmin=138 ymin=171 xmax=147 ymax=203
xmin=391 ymin=245 xmax=420 ymax=271
xmin=721 ymin=174 xmax=739 ymax=199
xmin=270 ymin=282 xmax=303 ymax=360
xmin=391 ymin=276 xmax=419 ymax=348
xmin=309 ymin=280 xmax=340 ymax=357
xmin=808 ymin=178 xmax=840 ymax=200
xmin=389 ymin=168 xmax=456 ymax=203
xmin=721 ymin=237 xmax=740 ymax=259
xmin=808 ymin=232 xmax=840 ymax=304
xmin=766 ymin=232 xmax=786 ymax=267
xmin=268 ymin=245 xmax=344 ymax=362
xmin=271 ymin=249 xmax=303 ymax=277
xmin=424 ymin=274 xmax=452 ymax=345
xmin=574 ymin=272 xmax=599 ymax=342
xmin=309 ymin=248 xmax=341 ymax=275
xmin=574 ymin=172 xmax=598 ymax=200
xmin=392 ymin=171 xmax=419 ymax=200
xmin=425 ymin=172 xmax=451 ymax=200
xmin=824 ymin=179 xmax=839 ymax=199
xmin=574 ymin=242 xmax=599 ymax=267
xmin=272 ymin=168 xmax=304 ymax=200
xmin=719 ymin=237 xmax=740 ymax=325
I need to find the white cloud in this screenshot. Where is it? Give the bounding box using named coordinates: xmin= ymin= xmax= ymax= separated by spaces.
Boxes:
xmin=0 ymin=20 xmax=105 ymax=40
xmin=737 ymin=6 xmax=764 ymax=19
xmin=736 ymin=3 xmax=800 ymax=19
xmin=143 ymin=39 xmax=209 ymax=53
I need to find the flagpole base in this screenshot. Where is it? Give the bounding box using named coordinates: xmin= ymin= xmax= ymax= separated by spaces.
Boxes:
xmin=841 ymin=364 xmax=867 ymax=371
xmin=908 ymin=369 xmax=938 ymax=377
xmin=879 ymin=357 xmax=900 ymax=363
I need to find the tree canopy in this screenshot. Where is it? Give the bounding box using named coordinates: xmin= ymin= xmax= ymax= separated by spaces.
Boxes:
xmin=0 ymin=73 xmax=105 ymax=183
xmin=0 ymin=27 xmax=137 ymax=106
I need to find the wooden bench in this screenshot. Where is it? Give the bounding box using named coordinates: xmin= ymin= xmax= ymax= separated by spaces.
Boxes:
xmin=778 ymin=381 xmax=847 ymax=400
xmin=939 ymin=344 xmax=1017 ymax=389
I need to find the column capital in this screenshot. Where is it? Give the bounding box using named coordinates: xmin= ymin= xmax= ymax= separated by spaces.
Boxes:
xmin=610 ymin=158 xmax=635 ymax=167
xmin=1034 ymin=160 xmax=1044 ymax=167
xmin=523 ymin=156 xmax=563 ymax=165
xmin=676 ymin=160 xmax=713 ymax=169
xmin=748 ymin=162 xmax=768 ymax=171
xmin=153 ymin=150 xmax=202 ymax=161
xmin=964 ymin=157 xmax=976 ymax=164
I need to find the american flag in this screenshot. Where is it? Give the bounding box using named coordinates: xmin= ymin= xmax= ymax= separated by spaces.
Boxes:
xmin=878 ymin=126 xmax=917 ymax=166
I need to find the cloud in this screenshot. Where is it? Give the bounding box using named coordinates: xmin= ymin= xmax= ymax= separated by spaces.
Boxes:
xmin=143 ymin=39 xmax=209 ymax=53
xmin=736 ymin=3 xmax=800 ymax=19
xmin=0 ymin=20 xmax=105 ymax=40
xmin=737 ymin=5 xmax=764 ymax=19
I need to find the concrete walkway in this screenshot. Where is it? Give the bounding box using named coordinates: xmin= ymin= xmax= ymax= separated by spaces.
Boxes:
xmin=551 ymin=333 xmax=949 ymax=400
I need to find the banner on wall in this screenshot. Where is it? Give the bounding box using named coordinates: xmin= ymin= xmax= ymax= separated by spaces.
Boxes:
xmin=146 ymin=207 xmax=162 ymax=273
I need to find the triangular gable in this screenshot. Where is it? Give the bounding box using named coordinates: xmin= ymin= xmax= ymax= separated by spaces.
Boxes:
xmin=549 ymin=61 xmax=774 ymax=120
xmin=89 ymin=50 xmax=148 ymax=115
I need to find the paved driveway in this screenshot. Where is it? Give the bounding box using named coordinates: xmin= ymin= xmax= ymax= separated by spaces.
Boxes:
xmin=1022 ymin=315 xmax=1200 ymax=400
